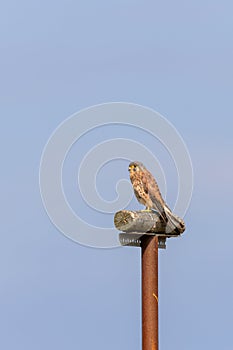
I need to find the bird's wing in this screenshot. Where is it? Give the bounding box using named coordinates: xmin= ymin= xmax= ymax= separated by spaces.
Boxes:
xmin=145 ymin=172 xmax=167 ymax=222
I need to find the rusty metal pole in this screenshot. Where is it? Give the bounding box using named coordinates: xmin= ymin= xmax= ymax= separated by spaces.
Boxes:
xmin=141 ymin=235 xmax=159 ymax=350
xmin=115 ymin=209 xmax=185 ymax=349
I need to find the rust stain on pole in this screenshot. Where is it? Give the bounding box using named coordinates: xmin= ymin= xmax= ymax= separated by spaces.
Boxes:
xmin=141 ymin=235 xmax=159 ymax=350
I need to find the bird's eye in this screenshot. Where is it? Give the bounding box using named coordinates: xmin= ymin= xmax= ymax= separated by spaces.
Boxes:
xmin=133 ymin=166 xmax=137 ymax=171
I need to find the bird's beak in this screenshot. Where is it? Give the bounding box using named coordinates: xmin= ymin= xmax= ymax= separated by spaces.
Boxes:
xmin=128 ymin=166 xmax=132 ymax=172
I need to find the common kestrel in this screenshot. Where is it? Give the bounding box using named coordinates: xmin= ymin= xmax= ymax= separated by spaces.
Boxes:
xmin=128 ymin=161 xmax=185 ymax=233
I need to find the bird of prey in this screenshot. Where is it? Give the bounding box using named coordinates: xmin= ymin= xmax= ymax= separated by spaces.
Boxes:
xmin=128 ymin=161 xmax=185 ymax=233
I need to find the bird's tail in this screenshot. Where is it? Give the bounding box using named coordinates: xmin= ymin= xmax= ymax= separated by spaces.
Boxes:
xmin=164 ymin=206 xmax=185 ymax=234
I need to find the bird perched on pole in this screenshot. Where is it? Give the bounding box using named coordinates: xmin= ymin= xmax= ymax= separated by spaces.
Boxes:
xmin=128 ymin=161 xmax=185 ymax=233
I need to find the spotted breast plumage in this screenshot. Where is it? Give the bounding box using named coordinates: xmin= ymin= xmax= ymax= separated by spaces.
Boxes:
xmin=128 ymin=161 xmax=185 ymax=232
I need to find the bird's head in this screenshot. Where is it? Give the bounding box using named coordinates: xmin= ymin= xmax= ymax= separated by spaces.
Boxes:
xmin=128 ymin=161 xmax=145 ymax=174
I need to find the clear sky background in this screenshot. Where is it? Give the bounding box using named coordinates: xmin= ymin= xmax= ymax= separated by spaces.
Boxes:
xmin=1 ymin=1 xmax=233 ymax=349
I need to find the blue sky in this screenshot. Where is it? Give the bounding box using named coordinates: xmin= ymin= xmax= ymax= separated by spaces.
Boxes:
xmin=1 ymin=1 xmax=233 ymax=349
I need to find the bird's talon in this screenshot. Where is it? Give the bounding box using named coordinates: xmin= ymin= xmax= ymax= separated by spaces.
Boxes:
xmin=141 ymin=208 xmax=152 ymax=212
